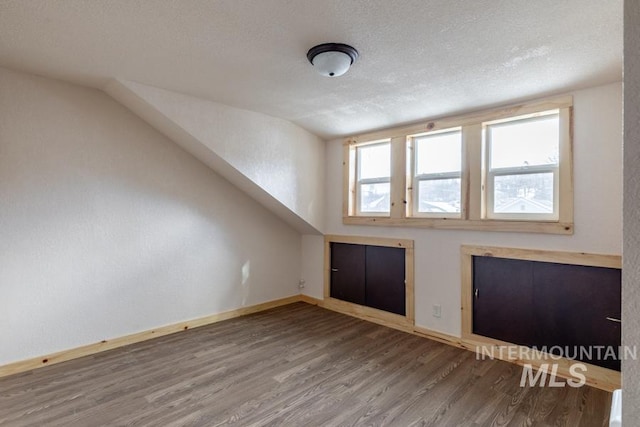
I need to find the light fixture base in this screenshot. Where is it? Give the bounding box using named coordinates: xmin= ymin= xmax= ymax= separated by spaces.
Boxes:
xmin=307 ymin=43 xmax=359 ymax=77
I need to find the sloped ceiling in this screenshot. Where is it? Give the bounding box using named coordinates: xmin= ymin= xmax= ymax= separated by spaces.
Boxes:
xmin=105 ymin=79 xmax=325 ymax=234
xmin=0 ymin=0 xmax=622 ymax=139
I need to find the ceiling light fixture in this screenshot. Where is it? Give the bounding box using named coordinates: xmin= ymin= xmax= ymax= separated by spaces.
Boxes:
xmin=307 ymin=43 xmax=359 ymax=77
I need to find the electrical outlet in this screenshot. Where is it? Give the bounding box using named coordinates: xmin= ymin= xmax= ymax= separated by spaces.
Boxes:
xmin=432 ymin=304 xmax=441 ymax=318
xmin=298 ymin=279 xmax=306 ymax=289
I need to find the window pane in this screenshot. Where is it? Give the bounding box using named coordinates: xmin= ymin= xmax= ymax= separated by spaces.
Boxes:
xmin=360 ymin=182 xmax=390 ymax=213
xmin=358 ymin=142 xmax=390 ymax=180
xmin=489 ymin=114 xmax=559 ymax=169
xmin=417 ymin=178 xmax=461 ymax=213
xmin=493 ymin=173 xmax=554 ymax=214
xmin=415 ymin=131 xmax=461 ymax=175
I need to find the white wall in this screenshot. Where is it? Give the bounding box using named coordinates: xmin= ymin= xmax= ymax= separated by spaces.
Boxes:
xmin=0 ymin=67 xmax=303 ymax=365
xmin=305 ymin=82 xmax=623 ymax=336
xmin=106 ymin=80 xmax=325 ymax=234
xmin=623 ymin=0 xmax=640 ymax=420
xmin=301 ymin=235 xmax=325 ymax=297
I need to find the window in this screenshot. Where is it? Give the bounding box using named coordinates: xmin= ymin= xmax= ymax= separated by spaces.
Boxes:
xmin=410 ymin=128 xmax=462 ymax=217
xmin=343 ymin=96 xmax=573 ymax=234
xmin=356 ymin=140 xmax=390 ymax=215
xmin=485 ymin=112 xmax=559 ymax=220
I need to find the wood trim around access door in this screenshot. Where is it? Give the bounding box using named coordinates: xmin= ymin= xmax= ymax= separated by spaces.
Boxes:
xmin=324 ymin=235 xmax=415 ymax=327
xmin=460 ymin=244 xmax=622 ymax=391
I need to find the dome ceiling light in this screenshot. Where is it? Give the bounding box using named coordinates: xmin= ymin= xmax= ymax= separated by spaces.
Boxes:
xmin=306 ymin=43 xmax=359 ymax=77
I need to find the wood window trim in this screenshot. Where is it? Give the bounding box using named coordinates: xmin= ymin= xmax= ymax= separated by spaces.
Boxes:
xmin=323 ymin=235 xmax=415 ymax=328
xmin=484 ymin=112 xmax=561 ymax=221
xmin=343 ymin=95 xmax=574 ymax=235
xmin=409 ymin=128 xmax=463 ymax=219
xmin=460 ymin=244 xmax=622 ymax=391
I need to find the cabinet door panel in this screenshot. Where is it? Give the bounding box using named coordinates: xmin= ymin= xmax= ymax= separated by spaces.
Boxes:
xmin=533 ymin=263 xmax=621 ymax=371
xmin=365 ymin=245 xmax=405 ymax=315
xmin=330 ymin=243 xmax=366 ymax=305
xmin=473 ymin=257 xmax=535 ymax=347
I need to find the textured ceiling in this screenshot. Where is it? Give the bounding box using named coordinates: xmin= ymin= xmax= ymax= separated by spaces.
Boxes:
xmin=0 ymin=0 xmax=622 ymax=139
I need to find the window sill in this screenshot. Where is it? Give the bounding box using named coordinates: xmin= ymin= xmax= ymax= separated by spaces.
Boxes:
xmin=342 ymin=216 xmax=573 ymax=235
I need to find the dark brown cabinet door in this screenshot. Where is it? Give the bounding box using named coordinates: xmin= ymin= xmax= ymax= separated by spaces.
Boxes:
xmin=330 ymin=243 xmax=406 ymax=315
xmin=473 ymin=256 xmax=622 ymax=371
xmin=533 ymin=263 xmax=621 ymax=370
xmin=473 ymin=257 xmax=536 ymax=347
xmin=330 ymin=243 xmax=366 ymax=305
xmin=365 ymin=245 xmax=406 ymax=315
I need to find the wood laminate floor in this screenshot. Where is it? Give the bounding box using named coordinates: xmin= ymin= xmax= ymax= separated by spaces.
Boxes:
xmin=0 ymin=303 xmax=611 ymax=426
